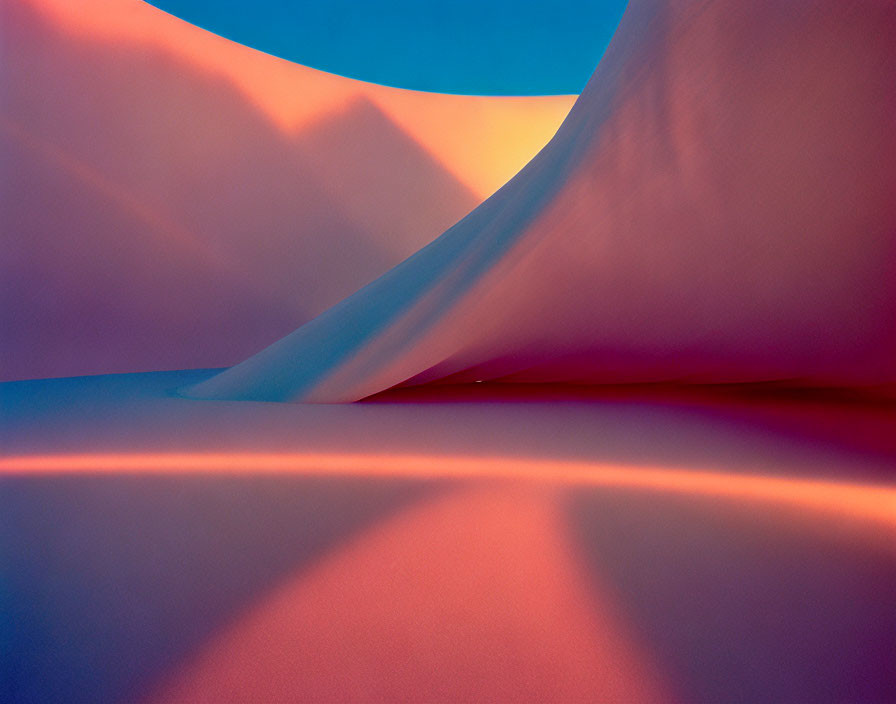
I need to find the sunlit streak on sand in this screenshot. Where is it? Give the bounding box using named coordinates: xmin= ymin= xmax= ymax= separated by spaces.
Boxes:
xmin=145 ymin=486 xmax=675 ymax=703
xmin=4 ymin=451 xmax=894 ymax=529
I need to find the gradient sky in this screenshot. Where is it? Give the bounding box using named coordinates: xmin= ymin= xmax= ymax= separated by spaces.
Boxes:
xmin=145 ymin=0 xmax=628 ymax=95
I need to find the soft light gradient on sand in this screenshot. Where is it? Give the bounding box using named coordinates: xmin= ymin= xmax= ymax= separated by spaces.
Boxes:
xmin=23 ymin=0 xmax=575 ymax=198
xmin=4 ymin=452 xmax=895 ymax=529
xmin=3 ymin=371 xmax=895 ymax=702
xmin=146 ymin=487 xmax=674 ymax=704
xmin=190 ymin=0 xmax=896 ymax=403
xmin=1 ymin=0 xmax=573 ymax=381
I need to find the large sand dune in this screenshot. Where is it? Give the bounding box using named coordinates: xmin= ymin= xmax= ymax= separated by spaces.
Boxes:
xmin=191 ymin=0 xmax=896 ymax=403
xmin=1 ymin=0 xmax=572 ymax=381
xmin=3 ymin=370 xmax=895 ymax=702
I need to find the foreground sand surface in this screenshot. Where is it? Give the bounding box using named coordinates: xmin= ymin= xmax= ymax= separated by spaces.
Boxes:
xmin=2 ymin=371 xmax=894 ymax=702
xmin=2 ymin=0 xmax=574 ymax=382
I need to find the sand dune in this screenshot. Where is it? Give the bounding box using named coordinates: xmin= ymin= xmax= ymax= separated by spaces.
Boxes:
xmin=1 ymin=0 xmax=572 ymax=381
xmin=191 ymin=0 xmax=896 ymax=403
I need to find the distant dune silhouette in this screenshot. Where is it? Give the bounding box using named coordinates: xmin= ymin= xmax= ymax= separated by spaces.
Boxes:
xmin=191 ymin=0 xmax=896 ymax=403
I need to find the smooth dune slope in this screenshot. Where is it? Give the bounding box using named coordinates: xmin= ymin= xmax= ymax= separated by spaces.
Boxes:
xmin=1 ymin=0 xmax=573 ymax=381
xmin=190 ymin=0 xmax=896 ymax=403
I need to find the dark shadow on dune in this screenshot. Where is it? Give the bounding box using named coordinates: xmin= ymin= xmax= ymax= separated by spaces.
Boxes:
xmin=562 ymin=489 xmax=896 ymax=703
xmin=0 ymin=474 xmax=451 ymax=704
xmin=1 ymin=0 xmax=478 ymax=382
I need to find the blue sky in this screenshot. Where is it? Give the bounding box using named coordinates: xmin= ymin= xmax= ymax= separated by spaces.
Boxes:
xmin=146 ymin=0 xmax=628 ymax=95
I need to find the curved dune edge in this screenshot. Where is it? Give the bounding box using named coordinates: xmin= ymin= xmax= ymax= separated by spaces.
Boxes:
xmin=3 ymin=452 xmax=895 ymax=529
xmin=187 ymin=0 xmax=896 ymax=403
